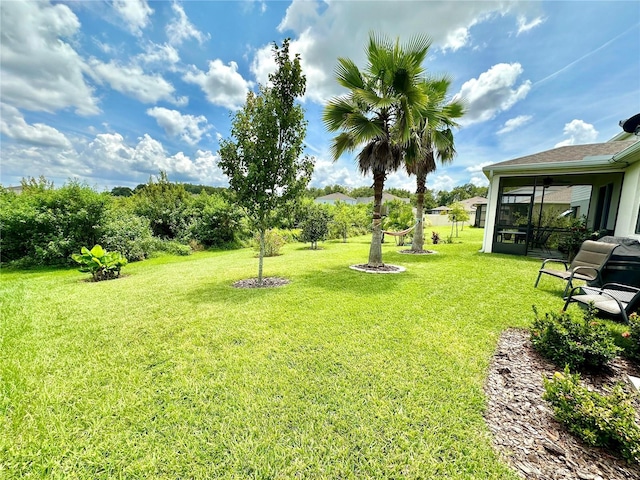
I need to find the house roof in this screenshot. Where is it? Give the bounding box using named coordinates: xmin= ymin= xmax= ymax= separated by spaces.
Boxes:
xmin=315 ymin=192 xmax=356 ymax=201
xmin=459 ymin=196 xmax=487 ymax=209
xmin=489 ymin=141 xmax=638 ymax=168
xmin=356 ymin=193 xmax=410 ymax=204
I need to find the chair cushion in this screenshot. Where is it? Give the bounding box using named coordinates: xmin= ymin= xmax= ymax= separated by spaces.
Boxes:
xmin=568 ymin=294 xmax=627 ymax=315
xmin=539 ymin=268 xmax=596 ymax=282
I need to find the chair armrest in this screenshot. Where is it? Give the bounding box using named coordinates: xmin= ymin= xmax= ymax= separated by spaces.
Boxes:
xmin=568 ymin=265 xmax=598 ymax=280
xmin=540 ymin=258 xmax=569 ymax=270
xmin=600 ymin=283 xmax=640 ymax=294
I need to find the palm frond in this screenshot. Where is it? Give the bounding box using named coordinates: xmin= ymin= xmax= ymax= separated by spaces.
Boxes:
xmin=335 ymin=58 xmax=365 ymax=90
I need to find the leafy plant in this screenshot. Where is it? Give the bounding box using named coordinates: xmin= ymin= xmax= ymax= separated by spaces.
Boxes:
xmin=300 ymin=204 xmax=331 ymax=249
xmin=252 ymin=230 xmax=285 ymax=257
xmin=431 ymin=231 xmax=440 ymax=245
xmin=71 ymin=245 xmax=127 ymax=281
xmin=530 ymin=305 xmax=620 ymax=371
xmin=621 ymin=312 xmax=640 ymax=360
xmin=543 ymin=367 xmax=640 ymax=464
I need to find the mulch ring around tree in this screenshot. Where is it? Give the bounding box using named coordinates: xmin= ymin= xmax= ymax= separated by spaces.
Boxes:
xmin=349 ymin=264 xmax=406 ymax=274
xmin=232 ymin=277 xmax=290 ymax=288
xmin=397 ymin=249 xmax=438 ymax=255
xmin=485 ymin=328 xmax=640 ymax=480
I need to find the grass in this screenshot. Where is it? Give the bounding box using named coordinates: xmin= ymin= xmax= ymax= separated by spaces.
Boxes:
xmin=1 ymin=226 xmax=584 ymax=478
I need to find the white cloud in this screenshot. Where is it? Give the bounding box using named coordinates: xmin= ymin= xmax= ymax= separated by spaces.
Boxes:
xmin=89 ymin=59 xmax=186 ymax=105
xmin=277 ymin=0 xmax=319 ymax=32
xmin=456 ymin=63 xmax=532 ymax=125
xmin=441 ymin=27 xmax=471 ymax=52
xmin=254 ymin=0 xmax=524 ymax=104
xmin=112 ymin=0 xmax=153 ymax=36
xmin=429 ymin=174 xmax=457 ymax=193
xmin=470 ymin=175 xmax=489 ymax=187
xmin=83 ymin=133 xmax=226 ymax=184
xmin=137 ymin=43 xmax=180 ymax=67
xmin=497 ymin=115 xmax=533 ymax=134
xmin=0 ymin=103 xmax=72 ymax=149
xmin=516 ymin=15 xmax=545 ymax=35
xmin=166 ymin=1 xmax=210 ymax=46
xmin=465 ymin=161 xmax=494 ymax=173
xmin=146 ymin=107 xmax=210 ymax=145
xmin=554 ymin=119 xmax=598 ymax=147
xmin=183 ymin=60 xmax=252 ymax=110
xmin=0 ymin=0 xmax=99 ymax=115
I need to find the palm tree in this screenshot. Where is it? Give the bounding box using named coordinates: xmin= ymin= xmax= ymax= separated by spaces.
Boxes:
xmin=323 ymin=33 xmax=431 ymax=267
xmin=405 ymin=78 xmax=465 ymax=252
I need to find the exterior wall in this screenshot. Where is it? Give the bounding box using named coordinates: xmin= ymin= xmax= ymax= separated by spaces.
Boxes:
xmin=481 ymin=174 xmax=502 ymax=253
xmin=615 ymin=160 xmax=640 ymax=240
xmin=570 ymin=185 xmax=591 ymax=218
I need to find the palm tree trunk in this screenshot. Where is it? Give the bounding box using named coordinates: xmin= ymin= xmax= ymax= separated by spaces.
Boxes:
xmin=368 ymin=172 xmax=385 ymax=267
xmin=412 ymin=172 xmax=426 ymax=252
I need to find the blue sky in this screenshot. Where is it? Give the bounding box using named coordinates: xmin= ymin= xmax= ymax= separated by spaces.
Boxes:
xmin=1 ymin=0 xmax=639 ymax=193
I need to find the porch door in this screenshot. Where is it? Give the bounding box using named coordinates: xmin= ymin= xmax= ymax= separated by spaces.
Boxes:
xmin=492 ymin=192 xmax=534 ymax=255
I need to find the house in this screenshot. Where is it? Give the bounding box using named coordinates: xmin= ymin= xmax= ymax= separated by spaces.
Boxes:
xmin=355 ymin=193 xmax=410 ymax=204
xmin=314 ymin=192 xmax=357 ymax=205
xmin=480 ymin=118 xmax=640 ymax=256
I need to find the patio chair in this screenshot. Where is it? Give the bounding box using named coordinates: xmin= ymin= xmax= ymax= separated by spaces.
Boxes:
xmin=531 ymin=227 xmax=552 ymax=254
xmin=534 ymin=240 xmax=618 ymax=297
xmin=563 ymin=283 xmax=640 ymax=323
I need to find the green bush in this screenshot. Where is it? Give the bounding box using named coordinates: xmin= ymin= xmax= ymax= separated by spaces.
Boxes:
xmin=131 ymin=172 xmax=191 ymax=239
xmin=71 ymin=245 xmax=127 ymax=282
xmin=271 ymin=228 xmax=300 ymax=243
xmin=621 ymin=313 xmax=640 ymax=360
xmin=188 ymin=192 xmax=246 ymax=248
xmin=99 ymin=208 xmax=153 ymax=261
xmin=147 ymin=238 xmax=192 ymax=256
xmin=530 ymin=305 xmax=620 ymax=371
xmin=300 ymin=204 xmax=331 ymax=249
xmin=253 ymin=230 xmax=285 ymax=257
xmin=543 ymin=367 xmax=640 ymax=463
xmin=0 ymin=179 xmax=109 ymax=266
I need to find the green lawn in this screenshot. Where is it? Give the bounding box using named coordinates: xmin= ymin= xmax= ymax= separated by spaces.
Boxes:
xmin=2 ymin=227 xmax=574 ymax=478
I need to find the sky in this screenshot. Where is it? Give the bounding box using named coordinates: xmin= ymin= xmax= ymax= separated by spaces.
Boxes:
xmin=1 ymin=0 xmax=639 ymax=193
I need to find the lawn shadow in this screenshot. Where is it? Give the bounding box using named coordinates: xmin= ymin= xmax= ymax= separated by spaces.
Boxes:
xmin=295 ymin=263 xmax=413 ymax=293
xmin=183 ymin=275 xmax=296 ymax=305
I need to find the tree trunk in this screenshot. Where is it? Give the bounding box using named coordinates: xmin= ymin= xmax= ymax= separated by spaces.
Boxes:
xmin=368 ymin=171 xmax=385 ymax=267
xmin=412 ymin=172 xmax=426 ymax=252
xmin=258 ymin=229 xmax=265 ymax=285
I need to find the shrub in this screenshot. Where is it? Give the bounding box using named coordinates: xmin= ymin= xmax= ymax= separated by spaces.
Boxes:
xmin=131 ymin=172 xmax=191 ymax=239
xmin=188 ymin=192 xmax=246 ymax=248
xmin=99 ymin=208 xmax=153 ymax=261
xmin=271 ymin=228 xmax=300 ymax=243
xmin=530 ymin=305 xmax=620 ymax=371
xmin=253 ymin=230 xmax=285 ymax=257
xmin=543 ymin=367 xmax=640 ymax=463
xmin=147 ymin=238 xmax=192 ymax=256
xmin=0 ymin=178 xmax=109 ymax=266
xmin=300 ymin=204 xmax=331 ymax=249
xmin=621 ymin=313 xmax=640 ymax=360
xmin=72 ymin=245 xmax=127 ymax=282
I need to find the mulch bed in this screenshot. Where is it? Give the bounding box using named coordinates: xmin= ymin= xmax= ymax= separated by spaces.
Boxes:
xmin=485 ymin=328 xmax=640 ymax=479
xmin=349 ymin=264 xmax=405 ymax=273
xmin=232 ymin=277 xmax=290 ymax=288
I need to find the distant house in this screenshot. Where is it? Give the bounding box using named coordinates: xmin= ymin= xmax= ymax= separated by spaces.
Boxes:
xmin=355 ymin=193 xmax=410 ymax=204
xmin=314 ymin=192 xmax=357 ymax=205
xmin=427 ymin=205 xmax=450 ymax=214
xmin=481 ymin=121 xmax=640 ymax=256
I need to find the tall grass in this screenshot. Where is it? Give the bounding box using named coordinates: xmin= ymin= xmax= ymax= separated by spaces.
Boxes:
xmin=1 ymin=227 xmax=565 ymax=478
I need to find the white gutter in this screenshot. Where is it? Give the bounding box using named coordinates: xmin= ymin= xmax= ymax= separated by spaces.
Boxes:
xmin=611 ymin=139 xmax=640 ymax=164
xmin=482 ymin=155 xmax=626 ymax=175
